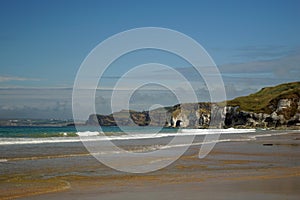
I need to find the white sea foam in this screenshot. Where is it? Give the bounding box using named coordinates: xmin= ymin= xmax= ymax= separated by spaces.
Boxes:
xmin=77 ymin=131 xmax=100 ymax=137
xmin=1 ymin=130 xmax=296 ymax=162
xmin=179 ymin=128 xmax=256 ymax=134
xmin=0 ymin=129 xmax=257 ymax=145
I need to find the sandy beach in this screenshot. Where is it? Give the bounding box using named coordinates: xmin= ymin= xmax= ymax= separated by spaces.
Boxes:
xmin=1 ymin=131 xmax=299 ymax=200
xmin=1 ymin=0 xmax=300 ymax=199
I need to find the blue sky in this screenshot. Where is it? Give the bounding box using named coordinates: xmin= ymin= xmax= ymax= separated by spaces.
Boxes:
xmin=0 ymin=0 xmax=300 ymax=119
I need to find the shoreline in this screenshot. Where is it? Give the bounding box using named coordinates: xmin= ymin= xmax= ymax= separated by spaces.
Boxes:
xmin=1 ymin=131 xmax=299 ymax=199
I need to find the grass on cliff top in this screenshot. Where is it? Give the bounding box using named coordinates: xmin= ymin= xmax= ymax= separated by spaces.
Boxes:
xmin=226 ymin=81 xmax=300 ymax=114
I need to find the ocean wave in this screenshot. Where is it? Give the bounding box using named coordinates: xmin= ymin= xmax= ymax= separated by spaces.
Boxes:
xmin=1 ymin=130 xmax=294 ymax=162
xmin=0 ymin=129 xmax=256 ymax=145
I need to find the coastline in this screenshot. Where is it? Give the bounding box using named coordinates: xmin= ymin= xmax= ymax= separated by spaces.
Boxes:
xmin=1 ymin=131 xmax=299 ymax=199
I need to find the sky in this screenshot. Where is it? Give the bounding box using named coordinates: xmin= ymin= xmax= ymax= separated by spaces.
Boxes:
xmin=0 ymin=0 xmax=300 ymax=119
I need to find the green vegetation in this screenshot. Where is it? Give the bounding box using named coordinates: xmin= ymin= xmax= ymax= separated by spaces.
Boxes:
xmin=227 ymin=81 xmax=300 ymax=114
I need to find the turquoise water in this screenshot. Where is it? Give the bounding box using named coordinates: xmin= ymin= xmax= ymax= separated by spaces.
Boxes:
xmin=0 ymin=126 xmax=178 ymax=138
xmin=0 ymin=126 xmax=77 ymax=138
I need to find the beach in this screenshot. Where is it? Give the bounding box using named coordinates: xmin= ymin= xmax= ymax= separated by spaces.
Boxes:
xmin=1 ymin=130 xmax=299 ymax=200
xmin=1 ymin=0 xmax=300 ymax=199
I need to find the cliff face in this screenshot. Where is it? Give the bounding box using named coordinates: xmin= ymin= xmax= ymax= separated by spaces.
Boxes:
xmin=87 ymin=82 xmax=300 ymax=129
xmin=87 ymin=110 xmax=150 ymax=127
xmin=225 ymin=81 xmax=300 ymax=128
xmin=225 ymin=98 xmax=300 ymax=128
xmin=164 ymin=103 xmax=225 ymax=128
xmin=86 ymin=103 xmax=226 ymax=128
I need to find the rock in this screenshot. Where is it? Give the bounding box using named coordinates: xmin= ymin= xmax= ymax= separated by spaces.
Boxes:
xmin=86 ymin=82 xmax=300 ymax=129
xmin=276 ymin=99 xmax=291 ymax=111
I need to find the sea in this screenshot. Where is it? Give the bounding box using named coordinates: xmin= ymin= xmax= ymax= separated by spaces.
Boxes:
xmin=0 ymin=125 xmax=269 ymax=146
xmin=0 ymin=126 xmax=294 ymax=156
xmin=1 ymin=125 xmax=299 ymax=179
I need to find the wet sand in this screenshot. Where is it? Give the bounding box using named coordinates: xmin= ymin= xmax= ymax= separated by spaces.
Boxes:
xmin=1 ymin=131 xmax=300 ymax=199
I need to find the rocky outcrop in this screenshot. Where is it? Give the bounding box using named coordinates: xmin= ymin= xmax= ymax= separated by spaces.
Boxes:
xmin=87 ymin=110 xmax=150 ymax=126
xmin=87 ymin=103 xmax=226 ymax=128
xmin=87 ymin=100 xmax=300 ymax=129
xmin=164 ymin=103 xmax=225 ymax=128
xmin=225 ymin=98 xmax=300 ymax=128
xmin=87 ymin=82 xmax=300 ymax=129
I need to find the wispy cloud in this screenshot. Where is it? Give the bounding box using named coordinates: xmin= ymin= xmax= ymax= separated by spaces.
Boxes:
xmin=220 ymin=51 xmax=300 ymax=77
xmin=91 ymin=50 xmax=300 ymax=92
xmin=232 ymin=45 xmax=298 ymax=60
xmin=0 ymin=75 xmax=41 ymax=82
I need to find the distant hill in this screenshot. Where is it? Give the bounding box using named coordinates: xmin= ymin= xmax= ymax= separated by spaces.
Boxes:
xmin=87 ymin=82 xmax=300 ymax=129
